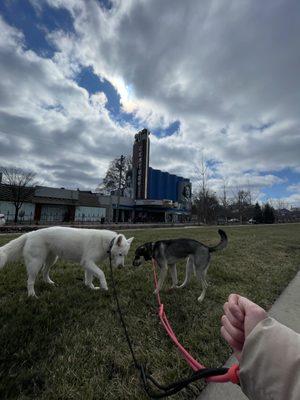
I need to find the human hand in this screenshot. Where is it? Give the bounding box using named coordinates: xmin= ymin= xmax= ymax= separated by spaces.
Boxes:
xmin=221 ymin=294 xmax=267 ymax=360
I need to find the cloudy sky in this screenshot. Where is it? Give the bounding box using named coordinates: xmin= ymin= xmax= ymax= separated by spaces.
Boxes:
xmin=0 ymin=0 xmax=299 ymax=206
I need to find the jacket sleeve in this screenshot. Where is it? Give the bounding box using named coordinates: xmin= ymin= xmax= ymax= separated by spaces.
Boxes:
xmin=239 ymin=317 xmax=300 ymax=400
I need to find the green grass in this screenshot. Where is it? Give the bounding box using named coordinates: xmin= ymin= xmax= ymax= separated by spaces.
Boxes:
xmin=0 ymin=224 xmax=299 ymax=399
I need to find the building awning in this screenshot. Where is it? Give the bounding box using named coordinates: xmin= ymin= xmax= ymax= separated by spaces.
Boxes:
xmin=112 ymin=204 xmax=135 ymax=210
xmin=166 ymin=211 xmax=190 ymax=215
xmin=134 ymin=206 xmax=189 ymax=214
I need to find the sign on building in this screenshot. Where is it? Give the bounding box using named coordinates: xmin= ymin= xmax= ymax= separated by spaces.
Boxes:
xmin=132 ymin=128 xmax=150 ymax=199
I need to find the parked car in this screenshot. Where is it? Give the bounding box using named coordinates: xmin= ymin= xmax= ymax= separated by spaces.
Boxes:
xmin=0 ymin=214 xmax=6 ymax=226
xmin=228 ymin=218 xmax=239 ymax=223
xmin=248 ymin=218 xmax=257 ymax=224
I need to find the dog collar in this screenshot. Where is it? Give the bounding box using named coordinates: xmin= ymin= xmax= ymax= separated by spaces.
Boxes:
xmin=107 ymin=236 xmax=117 ymax=254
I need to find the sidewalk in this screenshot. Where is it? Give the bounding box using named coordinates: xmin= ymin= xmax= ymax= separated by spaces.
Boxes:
xmin=198 ymin=270 xmax=300 ymax=400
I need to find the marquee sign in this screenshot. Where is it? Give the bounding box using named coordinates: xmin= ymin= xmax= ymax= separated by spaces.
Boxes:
xmin=132 ymin=129 xmax=150 ymax=199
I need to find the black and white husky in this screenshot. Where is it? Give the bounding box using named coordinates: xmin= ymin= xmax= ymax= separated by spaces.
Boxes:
xmin=132 ymin=229 xmax=227 ymax=302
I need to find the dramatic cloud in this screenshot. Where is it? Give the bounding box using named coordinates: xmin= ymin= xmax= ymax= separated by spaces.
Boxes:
xmin=0 ymin=0 xmax=299 ymax=204
xmin=0 ymin=15 xmax=133 ymax=189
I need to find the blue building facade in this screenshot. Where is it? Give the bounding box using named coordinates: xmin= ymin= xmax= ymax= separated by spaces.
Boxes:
xmin=147 ymin=167 xmax=190 ymax=203
xmin=131 ymin=129 xmax=192 ymax=222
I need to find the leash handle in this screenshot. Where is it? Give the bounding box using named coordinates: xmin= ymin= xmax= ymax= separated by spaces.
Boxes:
xmin=152 ymin=258 xmax=240 ymax=385
xmin=208 ymin=363 xmax=240 ymax=384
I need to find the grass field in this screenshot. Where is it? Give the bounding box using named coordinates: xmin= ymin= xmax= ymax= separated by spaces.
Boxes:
xmin=0 ymin=224 xmax=299 ymax=399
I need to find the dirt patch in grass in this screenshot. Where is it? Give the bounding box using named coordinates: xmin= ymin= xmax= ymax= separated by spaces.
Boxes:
xmin=0 ymin=224 xmax=299 ymax=399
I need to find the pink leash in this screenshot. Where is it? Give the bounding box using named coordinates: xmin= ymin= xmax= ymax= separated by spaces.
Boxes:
xmin=152 ymin=258 xmax=240 ymax=384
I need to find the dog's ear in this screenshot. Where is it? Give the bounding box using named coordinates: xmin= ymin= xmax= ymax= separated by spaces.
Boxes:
xmin=145 ymin=242 xmax=153 ymax=258
xmin=135 ymin=245 xmax=144 ymax=255
xmin=116 ymin=234 xmax=123 ymax=247
xmin=145 ymin=242 xmax=152 ymax=252
xmin=127 ymin=237 xmax=134 ymax=246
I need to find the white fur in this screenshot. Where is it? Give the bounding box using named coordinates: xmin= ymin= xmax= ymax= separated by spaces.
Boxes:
xmin=0 ymin=226 xmax=134 ymax=297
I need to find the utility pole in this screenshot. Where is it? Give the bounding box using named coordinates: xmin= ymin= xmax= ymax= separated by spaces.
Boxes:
xmin=115 ymin=155 xmax=124 ymax=223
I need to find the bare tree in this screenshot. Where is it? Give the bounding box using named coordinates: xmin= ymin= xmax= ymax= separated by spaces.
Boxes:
xmin=193 ymin=190 xmax=219 ymax=224
xmin=274 ymin=199 xmax=290 ymax=210
xmin=199 ymin=156 xmax=208 ymax=196
xmin=232 ymin=187 xmax=252 ymax=223
xmin=193 ymin=155 xmax=219 ymax=224
xmin=96 ymin=155 xmax=132 ymax=223
xmin=245 ymin=179 xmax=260 ymax=206
xmin=115 ymin=155 xmax=125 ymax=223
xmin=219 ymin=178 xmax=229 ymax=221
xmin=98 ymin=155 xmax=132 ymax=194
xmin=1 ymin=167 xmax=37 ymax=222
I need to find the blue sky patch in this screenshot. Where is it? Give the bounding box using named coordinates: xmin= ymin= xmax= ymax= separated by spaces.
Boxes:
xmin=76 ymin=65 xmax=142 ymax=128
xmin=76 ymin=66 xmax=121 ymax=117
xmin=206 ymin=159 xmax=222 ymax=170
xmin=96 ymin=0 xmax=114 ymax=11
xmin=243 ymin=121 xmax=275 ymax=133
xmin=152 ymin=120 xmax=180 ymax=138
xmin=0 ymin=0 xmax=74 ymax=57
xmin=262 ymin=183 xmax=288 ymax=200
xmin=260 ymin=168 xmax=300 ymax=200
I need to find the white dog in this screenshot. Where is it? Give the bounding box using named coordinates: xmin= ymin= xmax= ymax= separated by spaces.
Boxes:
xmin=0 ymin=226 xmax=134 ymax=297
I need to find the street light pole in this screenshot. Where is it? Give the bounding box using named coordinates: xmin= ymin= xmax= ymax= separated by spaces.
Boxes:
xmin=115 ymin=155 xmax=124 ymax=223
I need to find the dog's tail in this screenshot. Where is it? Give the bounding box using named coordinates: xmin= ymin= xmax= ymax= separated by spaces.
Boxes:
xmin=208 ymin=229 xmax=228 ymax=253
xmin=0 ymin=234 xmax=27 ymax=269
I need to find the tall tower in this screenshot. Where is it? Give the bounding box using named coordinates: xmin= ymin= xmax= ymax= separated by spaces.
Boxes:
xmin=132 ymin=128 xmax=150 ymax=199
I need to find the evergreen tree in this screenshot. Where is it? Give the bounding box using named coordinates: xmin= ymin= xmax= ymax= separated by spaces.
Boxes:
xmin=254 ymin=202 xmax=263 ymax=223
xmin=263 ymin=203 xmax=275 ymax=224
